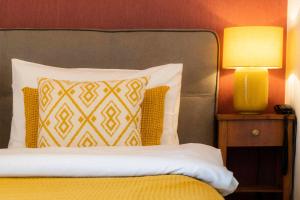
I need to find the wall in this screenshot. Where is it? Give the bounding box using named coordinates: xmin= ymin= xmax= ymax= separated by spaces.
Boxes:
xmin=286 ymin=0 xmax=300 ymax=198
xmin=0 ymin=0 xmax=287 ymax=112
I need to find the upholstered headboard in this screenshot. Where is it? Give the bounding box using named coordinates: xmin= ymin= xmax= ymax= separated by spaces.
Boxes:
xmin=0 ymin=29 xmax=219 ymax=148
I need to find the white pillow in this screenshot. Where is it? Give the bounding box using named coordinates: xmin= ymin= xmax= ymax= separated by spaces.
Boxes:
xmin=10 ymin=59 xmax=183 ymax=148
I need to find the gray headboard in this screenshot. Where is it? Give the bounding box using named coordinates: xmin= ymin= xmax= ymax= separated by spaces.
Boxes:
xmin=0 ymin=29 xmax=219 ymax=148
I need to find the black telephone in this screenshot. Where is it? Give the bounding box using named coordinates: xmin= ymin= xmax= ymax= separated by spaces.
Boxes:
xmin=274 ymin=104 xmax=294 ymax=114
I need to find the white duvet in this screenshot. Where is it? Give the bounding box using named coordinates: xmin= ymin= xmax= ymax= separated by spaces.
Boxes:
xmin=0 ymin=143 xmax=238 ymax=196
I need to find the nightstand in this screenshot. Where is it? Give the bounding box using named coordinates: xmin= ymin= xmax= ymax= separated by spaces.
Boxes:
xmin=217 ymin=114 xmax=296 ymax=200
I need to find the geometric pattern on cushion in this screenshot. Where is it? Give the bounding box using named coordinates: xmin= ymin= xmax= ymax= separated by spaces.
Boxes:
xmin=37 ymin=77 xmax=148 ymax=147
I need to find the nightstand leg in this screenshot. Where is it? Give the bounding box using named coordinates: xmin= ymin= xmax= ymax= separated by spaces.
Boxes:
xmin=219 ymin=144 xmax=227 ymax=166
xmin=218 ymin=121 xmax=228 ymax=165
xmin=283 ymin=120 xmax=294 ymax=200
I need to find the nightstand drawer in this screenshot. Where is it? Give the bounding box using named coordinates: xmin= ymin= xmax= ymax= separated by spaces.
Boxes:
xmin=227 ymin=120 xmax=284 ymax=147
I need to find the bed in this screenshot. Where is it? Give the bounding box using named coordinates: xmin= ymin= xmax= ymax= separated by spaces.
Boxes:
xmin=0 ymin=29 xmax=237 ymax=199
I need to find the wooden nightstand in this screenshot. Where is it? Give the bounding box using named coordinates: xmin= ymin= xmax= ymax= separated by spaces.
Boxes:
xmin=217 ymin=114 xmax=296 ymax=200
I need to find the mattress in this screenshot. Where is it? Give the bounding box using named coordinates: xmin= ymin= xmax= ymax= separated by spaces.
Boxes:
xmin=0 ymin=175 xmax=223 ymax=200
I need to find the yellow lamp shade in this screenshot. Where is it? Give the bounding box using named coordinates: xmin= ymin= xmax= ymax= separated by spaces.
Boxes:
xmin=223 ymin=26 xmax=283 ymax=68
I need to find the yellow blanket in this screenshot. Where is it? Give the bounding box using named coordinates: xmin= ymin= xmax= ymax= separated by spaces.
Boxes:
xmin=0 ymin=175 xmax=223 ymax=200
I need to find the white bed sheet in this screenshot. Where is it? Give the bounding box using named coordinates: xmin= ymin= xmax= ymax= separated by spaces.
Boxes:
xmin=0 ymin=143 xmax=238 ymax=196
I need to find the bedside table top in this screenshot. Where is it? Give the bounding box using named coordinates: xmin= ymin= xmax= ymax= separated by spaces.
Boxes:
xmin=216 ymin=113 xmax=296 ymax=121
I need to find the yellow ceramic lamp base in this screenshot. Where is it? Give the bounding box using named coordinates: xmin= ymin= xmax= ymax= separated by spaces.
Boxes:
xmin=234 ymin=68 xmax=268 ymax=113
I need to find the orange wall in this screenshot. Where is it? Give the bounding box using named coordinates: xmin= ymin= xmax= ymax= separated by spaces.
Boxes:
xmin=0 ymin=0 xmax=287 ymax=113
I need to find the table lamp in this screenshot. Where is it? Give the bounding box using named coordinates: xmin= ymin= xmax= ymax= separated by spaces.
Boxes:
xmin=223 ymin=26 xmax=283 ymax=113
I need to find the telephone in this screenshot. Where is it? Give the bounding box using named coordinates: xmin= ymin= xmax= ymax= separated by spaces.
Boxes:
xmin=274 ymin=104 xmax=294 ymax=114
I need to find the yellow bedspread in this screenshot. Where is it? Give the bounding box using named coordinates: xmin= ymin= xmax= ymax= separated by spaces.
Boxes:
xmin=0 ymin=175 xmax=223 ymax=200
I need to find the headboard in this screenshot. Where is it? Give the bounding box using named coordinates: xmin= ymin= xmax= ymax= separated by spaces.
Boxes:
xmin=0 ymin=29 xmax=219 ymax=148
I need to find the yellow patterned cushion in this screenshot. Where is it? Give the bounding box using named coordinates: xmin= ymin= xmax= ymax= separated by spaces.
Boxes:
xmin=37 ymin=77 xmax=148 ymax=147
xmin=141 ymin=86 xmax=169 ymax=145
xmin=23 ymin=86 xmax=169 ymax=147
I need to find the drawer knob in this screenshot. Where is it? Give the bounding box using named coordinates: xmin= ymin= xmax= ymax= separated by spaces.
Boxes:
xmin=251 ymin=129 xmax=260 ymax=136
